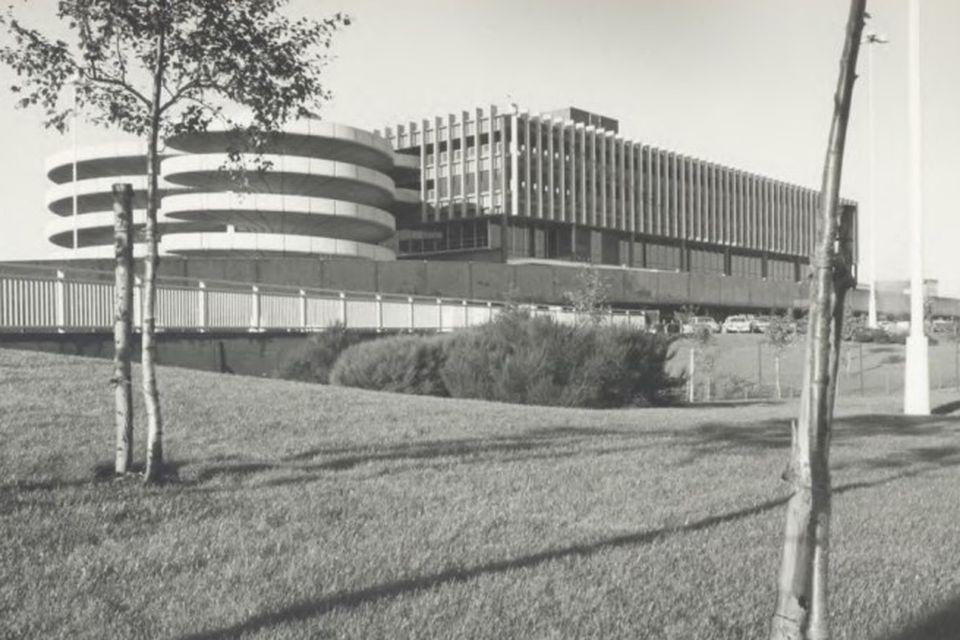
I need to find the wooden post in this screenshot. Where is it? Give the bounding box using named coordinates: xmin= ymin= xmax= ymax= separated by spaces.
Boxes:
xmin=112 ymin=183 xmax=134 ymax=475
xmin=954 ymin=341 xmax=959 ymax=391
xmin=408 ymin=296 xmax=415 ymax=331
xmin=859 ymin=341 xmax=865 ymax=396
xmin=758 ymin=341 xmax=764 ymax=386
xmin=375 ymin=294 xmax=384 ymax=333
xmin=339 ymin=291 xmax=347 ymax=326
xmin=688 ymin=347 xmax=696 ymax=403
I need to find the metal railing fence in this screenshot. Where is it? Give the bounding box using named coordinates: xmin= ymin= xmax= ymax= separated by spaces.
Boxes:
xmin=0 ymin=263 xmax=649 ymax=334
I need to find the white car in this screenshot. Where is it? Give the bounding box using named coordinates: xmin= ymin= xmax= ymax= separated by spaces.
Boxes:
xmin=682 ymin=316 xmax=721 ymax=335
xmin=722 ymin=315 xmax=754 ymax=333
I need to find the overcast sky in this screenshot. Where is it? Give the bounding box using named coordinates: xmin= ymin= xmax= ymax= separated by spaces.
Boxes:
xmin=1 ymin=0 xmax=957 ymax=296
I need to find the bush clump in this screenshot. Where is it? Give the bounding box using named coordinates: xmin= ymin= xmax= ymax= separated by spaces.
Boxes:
xmin=329 ymin=334 xmax=449 ymax=396
xmin=275 ymin=324 xmax=372 ymax=383
xmin=441 ymin=311 xmax=586 ymax=406
xmin=327 ymin=310 xmax=683 ymax=408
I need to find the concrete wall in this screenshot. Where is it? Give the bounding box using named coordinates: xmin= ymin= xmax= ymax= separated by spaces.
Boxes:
xmin=5 ymin=257 xmax=959 ymax=316
xmin=1 ymin=331 xmax=321 ymax=377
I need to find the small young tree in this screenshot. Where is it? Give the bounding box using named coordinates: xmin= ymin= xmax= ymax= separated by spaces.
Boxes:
xmin=674 ymin=304 xmax=700 ymax=326
xmin=1 ymin=0 xmax=347 ymax=483
xmin=766 ymin=312 xmax=796 ymax=400
xmin=770 ymin=1 xmax=866 ymax=638
xmin=563 ymin=266 xmax=610 ymax=325
xmin=691 ymin=324 xmax=716 ymax=401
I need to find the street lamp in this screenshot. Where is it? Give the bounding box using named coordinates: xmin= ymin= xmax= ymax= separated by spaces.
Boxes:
xmin=863 ymin=31 xmax=888 ymax=329
xmin=904 ymin=0 xmax=929 ymax=415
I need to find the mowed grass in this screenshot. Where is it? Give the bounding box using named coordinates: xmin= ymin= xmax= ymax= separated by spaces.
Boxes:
xmin=671 ymin=333 xmax=960 ymax=399
xmin=1 ymin=348 xmax=960 ymax=640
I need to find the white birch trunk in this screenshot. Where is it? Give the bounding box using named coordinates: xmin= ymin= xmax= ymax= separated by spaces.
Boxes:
xmin=142 ymin=29 xmax=166 ymax=484
xmin=112 ymin=183 xmax=134 ymax=474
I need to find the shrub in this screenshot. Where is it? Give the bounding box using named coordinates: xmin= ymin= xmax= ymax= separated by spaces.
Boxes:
xmin=441 ymin=309 xmax=683 ymax=408
xmin=441 ymin=310 xmax=586 ymax=405
xmin=275 ymin=323 xmax=372 ymax=383
xmin=329 ymin=334 xmax=449 ymax=396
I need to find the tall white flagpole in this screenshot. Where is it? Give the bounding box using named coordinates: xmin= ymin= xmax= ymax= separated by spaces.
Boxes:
xmin=903 ymin=0 xmax=930 ymax=415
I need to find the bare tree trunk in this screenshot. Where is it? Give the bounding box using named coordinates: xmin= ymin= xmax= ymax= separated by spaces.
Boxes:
xmin=112 ymin=183 xmax=134 ymax=474
xmin=770 ymin=2 xmax=866 ymax=639
xmin=142 ymin=28 xmax=166 ymax=484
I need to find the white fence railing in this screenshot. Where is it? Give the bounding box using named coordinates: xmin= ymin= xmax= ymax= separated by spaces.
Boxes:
xmin=0 ymin=265 xmax=649 ymax=334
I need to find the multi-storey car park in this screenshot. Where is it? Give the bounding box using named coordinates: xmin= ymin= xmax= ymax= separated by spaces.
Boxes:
xmin=380 ymin=105 xmax=857 ymax=282
xmin=43 ymin=105 xmax=855 ymax=286
xmin=44 ymin=120 xmax=418 ymax=261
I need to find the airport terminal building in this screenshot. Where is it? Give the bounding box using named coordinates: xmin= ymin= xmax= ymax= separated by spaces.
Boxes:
xmin=43 ymin=104 xmax=856 ymax=285
xmin=382 ymin=106 xmax=856 ymax=282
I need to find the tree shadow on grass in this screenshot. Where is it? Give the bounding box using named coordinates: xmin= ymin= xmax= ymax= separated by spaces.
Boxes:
xmin=190 ymin=428 xmax=667 ymax=487
xmin=0 ymin=459 xmax=187 ymax=496
xmin=932 ymin=398 xmax=960 ymax=415
xmin=685 ymin=413 xmax=954 ymax=450
xmin=177 ymin=494 xmax=792 ymax=640
xmin=177 ymin=467 xmax=945 ymax=640
xmin=873 ymin=592 xmax=960 ymax=640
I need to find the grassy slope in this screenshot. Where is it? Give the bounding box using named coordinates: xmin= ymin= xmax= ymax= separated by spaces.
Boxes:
xmin=1 ymin=349 xmax=959 ymax=640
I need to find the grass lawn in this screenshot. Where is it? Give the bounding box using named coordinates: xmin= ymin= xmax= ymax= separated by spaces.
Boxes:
xmin=2 ymin=348 xmax=959 ymax=639
xmin=671 ymin=333 xmax=960 ymax=400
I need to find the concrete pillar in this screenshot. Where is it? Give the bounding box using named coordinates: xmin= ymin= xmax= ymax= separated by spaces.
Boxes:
xmin=627 ymin=141 xmax=636 ymax=238
xmin=536 ymin=115 xmax=543 ymax=219
xmin=55 ymin=270 xmax=66 ymax=332
xmin=250 ymin=285 xmax=260 ymax=331
xmin=588 ymin=125 xmax=597 ymax=228
xmin=199 ymin=281 xmax=208 ymax=331
xmin=599 ymin=129 xmax=607 ymax=227
xmin=547 ymin=117 xmax=555 ymax=222
xmin=523 ymin=112 xmax=531 ymax=218
xmin=461 ymin=109 xmax=469 ymax=218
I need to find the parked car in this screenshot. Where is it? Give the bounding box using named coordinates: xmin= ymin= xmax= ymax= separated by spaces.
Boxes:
xmin=932 ymin=318 xmax=958 ymax=335
xmin=682 ymin=316 xmax=721 ymax=335
xmin=752 ymin=315 xmax=773 ymax=333
xmin=722 ymin=314 xmax=754 ymax=334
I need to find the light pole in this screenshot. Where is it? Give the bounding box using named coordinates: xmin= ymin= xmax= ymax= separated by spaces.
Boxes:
xmin=863 ymin=31 xmax=888 ymax=329
xmin=904 ymin=0 xmax=929 ymax=415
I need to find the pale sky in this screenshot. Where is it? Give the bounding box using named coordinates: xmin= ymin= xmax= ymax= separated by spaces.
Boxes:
xmin=0 ymin=0 xmax=957 ymax=296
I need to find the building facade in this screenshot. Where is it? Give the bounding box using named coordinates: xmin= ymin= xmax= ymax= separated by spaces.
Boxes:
xmin=42 ymin=105 xmax=856 ymax=285
xmin=381 ymin=105 xmax=857 ymax=282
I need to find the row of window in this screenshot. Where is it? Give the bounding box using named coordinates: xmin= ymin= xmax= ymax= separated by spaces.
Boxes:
xmin=426 ymin=143 xmax=505 ymax=165
xmin=428 ymin=170 xmax=505 ymax=199
xmin=398 ymin=219 xmax=490 ymax=255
